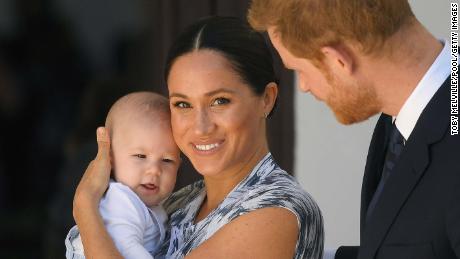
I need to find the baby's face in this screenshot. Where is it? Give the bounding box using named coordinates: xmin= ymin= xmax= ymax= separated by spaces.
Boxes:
xmin=111 ymin=117 xmax=180 ymax=207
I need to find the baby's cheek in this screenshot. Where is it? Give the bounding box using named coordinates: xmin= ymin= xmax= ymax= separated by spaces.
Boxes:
xmin=167 ymin=175 xmax=176 ymax=191
xmin=165 ymin=173 xmax=177 ymax=193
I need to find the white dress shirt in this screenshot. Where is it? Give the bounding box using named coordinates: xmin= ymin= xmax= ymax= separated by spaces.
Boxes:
xmin=395 ymin=39 xmax=450 ymax=140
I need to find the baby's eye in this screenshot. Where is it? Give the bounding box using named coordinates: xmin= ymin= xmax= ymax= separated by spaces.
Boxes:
xmin=212 ymin=97 xmax=230 ymax=106
xmin=162 ymin=158 xmax=175 ymax=163
xmin=133 ymin=154 xmax=146 ymax=159
xmin=173 ymin=101 xmax=191 ymax=109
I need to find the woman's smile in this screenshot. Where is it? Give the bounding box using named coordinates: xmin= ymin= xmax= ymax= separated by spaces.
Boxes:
xmin=192 ymin=139 xmax=224 ymax=153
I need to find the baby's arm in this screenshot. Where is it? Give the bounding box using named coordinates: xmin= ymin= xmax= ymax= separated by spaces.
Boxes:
xmin=101 ymin=183 xmax=154 ymax=259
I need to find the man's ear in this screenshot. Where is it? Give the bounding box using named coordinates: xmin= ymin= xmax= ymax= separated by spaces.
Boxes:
xmin=263 ymin=82 xmax=278 ymax=116
xmin=320 ymin=44 xmax=355 ymax=75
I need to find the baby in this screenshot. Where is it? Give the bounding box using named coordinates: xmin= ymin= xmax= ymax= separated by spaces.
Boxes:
xmin=65 ymin=92 xmax=180 ymax=259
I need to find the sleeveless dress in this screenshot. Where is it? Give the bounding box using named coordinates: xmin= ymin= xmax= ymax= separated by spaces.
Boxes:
xmin=156 ymin=153 xmax=324 ymax=259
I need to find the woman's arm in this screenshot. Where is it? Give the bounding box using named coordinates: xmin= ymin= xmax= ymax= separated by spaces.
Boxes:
xmin=73 ymin=127 xmax=123 ymax=259
xmin=185 ymin=207 xmax=299 ymax=259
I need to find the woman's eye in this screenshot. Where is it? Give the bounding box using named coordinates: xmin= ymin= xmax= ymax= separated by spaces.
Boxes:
xmin=212 ymin=97 xmax=230 ymax=106
xmin=173 ymin=101 xmax=191 ymax=108
xmin=133 ymin=154 xmax=146 ymax=159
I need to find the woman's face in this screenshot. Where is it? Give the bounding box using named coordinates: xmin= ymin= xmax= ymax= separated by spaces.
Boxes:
xmin=168 ymin=50 xmax=268 ymax=178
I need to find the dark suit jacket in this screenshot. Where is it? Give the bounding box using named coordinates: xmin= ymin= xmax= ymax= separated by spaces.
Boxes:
xmin=336 ymin=77 xmax=460 ymax=259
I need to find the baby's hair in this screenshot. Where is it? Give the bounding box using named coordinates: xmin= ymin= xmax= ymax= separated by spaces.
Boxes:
xmin=105 ymin=91 xmax=170 ymax=137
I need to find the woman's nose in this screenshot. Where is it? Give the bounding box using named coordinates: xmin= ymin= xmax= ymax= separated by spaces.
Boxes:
xmin=193 ymin=108 xmax=215 ymax=136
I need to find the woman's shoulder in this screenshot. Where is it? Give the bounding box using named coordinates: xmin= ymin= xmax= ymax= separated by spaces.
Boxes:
xmin=240 ymin=169 xmax=321 ymax=215
xmin=240 ymin=168 xmax=324 ymax=259
xmin=162 ymin=180 xmax=205 ymax=215
xmin=238 ymin=153 xmax=320 ymax=214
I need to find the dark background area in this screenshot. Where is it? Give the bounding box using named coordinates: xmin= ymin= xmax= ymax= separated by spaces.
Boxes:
xmin=0 ymin=0 xmax=293 ymax=258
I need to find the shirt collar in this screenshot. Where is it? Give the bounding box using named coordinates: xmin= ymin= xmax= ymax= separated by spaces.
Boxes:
xmin=395 ymin=39 xmax=450 ymax=141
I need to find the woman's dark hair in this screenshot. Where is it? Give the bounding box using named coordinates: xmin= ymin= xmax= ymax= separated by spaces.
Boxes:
xmin=164 ymin=16 xmax=278 ymax=116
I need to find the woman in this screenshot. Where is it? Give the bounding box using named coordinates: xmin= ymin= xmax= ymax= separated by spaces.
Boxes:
xmin=73 ymin=16 xmax=323 ymax=259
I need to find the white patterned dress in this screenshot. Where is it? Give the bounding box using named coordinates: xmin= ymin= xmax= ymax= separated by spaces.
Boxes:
xmin=155 ymin=153 xmax=324 ymax=259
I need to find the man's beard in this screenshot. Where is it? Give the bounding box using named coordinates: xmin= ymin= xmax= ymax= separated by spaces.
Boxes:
xmin=325 ymin=72 xmax=381 ymax=125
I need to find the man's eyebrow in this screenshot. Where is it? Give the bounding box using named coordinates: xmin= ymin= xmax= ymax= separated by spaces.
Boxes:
xmin=169 ymin=88 xmax=236 ymax=99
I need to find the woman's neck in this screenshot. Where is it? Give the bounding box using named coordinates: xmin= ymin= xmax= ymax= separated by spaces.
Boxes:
xmin=194 ymin=144 xmax=269 ymax=223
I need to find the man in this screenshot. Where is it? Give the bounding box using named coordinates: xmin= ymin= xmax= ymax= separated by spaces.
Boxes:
xmin=248 ymin=0 xmax=460 ymax=258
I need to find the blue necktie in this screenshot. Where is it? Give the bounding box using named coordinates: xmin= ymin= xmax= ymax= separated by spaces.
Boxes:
xmin=366 ymin=123 xmax=405 ymax=223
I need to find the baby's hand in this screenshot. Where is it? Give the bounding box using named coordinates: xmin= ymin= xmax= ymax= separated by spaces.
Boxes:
xmin=73 ymin=127 xmax=111 ymax=219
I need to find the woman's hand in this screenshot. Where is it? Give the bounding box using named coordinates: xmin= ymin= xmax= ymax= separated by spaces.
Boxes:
xmin=72 ymin=127 xmax=123 ymax=259
xmin=73 ymin=127 xmax=111 ymax=221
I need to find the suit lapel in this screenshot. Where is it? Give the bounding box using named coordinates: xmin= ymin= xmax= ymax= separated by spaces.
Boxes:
xmin=358 ymin=78 xmax=451 ymax=259
xmin=360 ymin=114 xmax=392 ymax=233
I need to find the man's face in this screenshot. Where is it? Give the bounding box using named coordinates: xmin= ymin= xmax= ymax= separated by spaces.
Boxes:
xmin=267 ymin=27 xmax=381 ymax=124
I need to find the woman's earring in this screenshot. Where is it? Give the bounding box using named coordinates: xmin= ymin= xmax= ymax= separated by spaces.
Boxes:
xmin=264 ymin=112 xmax=268 ymax=118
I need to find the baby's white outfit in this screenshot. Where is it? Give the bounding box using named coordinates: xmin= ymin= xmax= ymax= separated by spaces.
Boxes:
xmin=65 ymin=182 xmax=167 ymax=259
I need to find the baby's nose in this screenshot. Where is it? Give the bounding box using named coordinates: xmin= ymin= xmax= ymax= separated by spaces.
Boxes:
xmin=145 ymin=161 xmax=161 ymax=176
